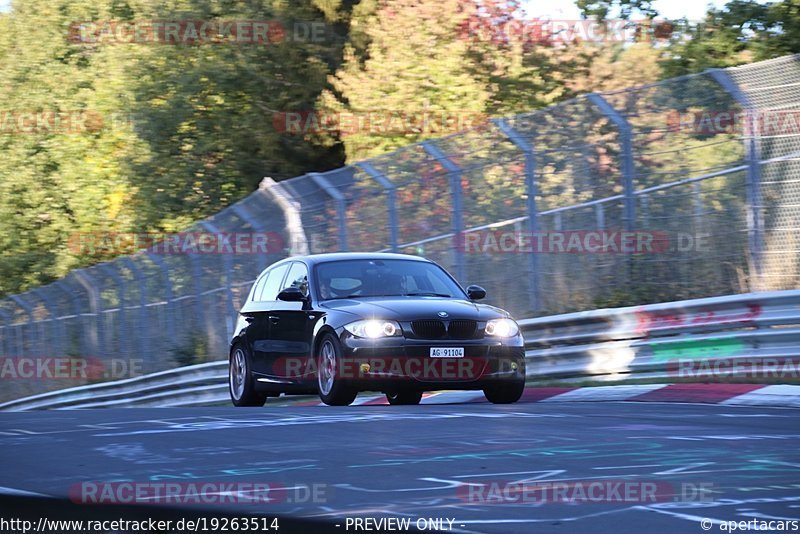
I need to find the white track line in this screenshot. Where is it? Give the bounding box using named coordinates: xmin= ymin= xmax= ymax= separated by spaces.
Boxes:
xmin=539 ymin=384 xmax=665 ymax=402
xmin=720 ymin=385 xmax=800 ymax=407
xmin=0 ymin=485 xmax=50 ymax=497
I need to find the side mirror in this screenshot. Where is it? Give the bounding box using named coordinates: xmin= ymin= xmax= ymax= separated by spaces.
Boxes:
xmin=466 ymin=285 xmax=486 ymax=301
xmin=277 ymin=287 xmax=307 ymax=302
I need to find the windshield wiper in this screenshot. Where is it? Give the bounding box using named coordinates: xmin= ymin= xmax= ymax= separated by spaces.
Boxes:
xmin=327 ymin=293 xmax=452 ymax=299
xmin=328 ymin=293 xmax=391 ymax=299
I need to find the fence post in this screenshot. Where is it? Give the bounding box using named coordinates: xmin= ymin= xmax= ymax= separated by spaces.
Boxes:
xmin=187 ymin=252 xmax=208 ymax=349
xmin=97 ymin=263 xmax=127 ymax=359
xmin=422 ymin=140 xmax=465 ymax=282
xmin=72 ymin=269 xmax=106 ymax=358
xmin=145 ymin=253 xmax=176 ymax=336
xmin=31 ymin=287 xmax=65 ymax=358
xmin=121 ymin=258 xmax=149 ymax=363
xmin=259 ymin=177 xmax=309 ymax=256
xmin=586 ymin=93 xmax=636 ymax=233
xmin=595 ymin=204 xmax=605 ymax=230
xmin=199 ymin=221 xmax=235 ymax=344
xmin=55 ymin=279 xmax=88 ymax=357
xmin=693 ymin=182 xmax=704 ymax=222
xmin=0 ymin=307 xmax=12 ymax=356
xmin=494 ymin=118 xmax=542 ymax=312
xmin=232 ymin=202 xmax=270 ymax=272
xmin=10 ymin=295 xmax=35 ymax=355
xmin=709 ymin=68 xmax=764 ymax=290
xmin=358 ymin=162 xmax=399 ymax=253
xmin=308 ymin=172 xmax=348 ymax=252
xmin=640 ymin=194 xmax=649 ymax=226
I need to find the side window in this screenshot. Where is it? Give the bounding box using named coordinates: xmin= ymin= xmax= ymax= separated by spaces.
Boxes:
xmin=281 ymin=262 xmax=309 ymax=297
xmin=250 ymin=271 xmax=270 ymax=301
xmin=259 ymin=264 xmax=290 ymax=301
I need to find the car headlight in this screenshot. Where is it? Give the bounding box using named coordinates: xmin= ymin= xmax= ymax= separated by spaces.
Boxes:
xmin=485 ymin=318 xmax=519 ymax=337
xmin=344 ymin=319 xmax=402 ymax=338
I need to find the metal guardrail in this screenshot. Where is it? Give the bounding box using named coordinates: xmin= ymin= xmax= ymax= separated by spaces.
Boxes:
xmin=520 ymin=289 xmax=800 ymax=382
xmin=2 ymin=289 xmax=798 ymax=411
xmin=0 ymin=361 xmax=228 ymax=411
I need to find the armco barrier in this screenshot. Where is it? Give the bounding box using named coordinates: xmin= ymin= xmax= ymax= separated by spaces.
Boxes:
xmin=521 ymin=289 xmax=799 ymax=381
xmin=2 ymin=289 xmax=798 ymax=411
xmin=0 ymin=361 xmax=228 ymax=411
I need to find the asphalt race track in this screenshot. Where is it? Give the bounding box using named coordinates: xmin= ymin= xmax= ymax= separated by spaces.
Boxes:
xmin=1 ymin=400 xmax=799 ymax=533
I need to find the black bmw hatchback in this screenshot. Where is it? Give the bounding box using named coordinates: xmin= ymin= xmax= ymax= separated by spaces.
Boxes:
xmin=229 ymin=253 xmax=526 ymax=406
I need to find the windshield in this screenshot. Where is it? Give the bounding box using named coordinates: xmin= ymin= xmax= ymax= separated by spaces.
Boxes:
xmin=314 ymin=259 xmax=466 ymax=300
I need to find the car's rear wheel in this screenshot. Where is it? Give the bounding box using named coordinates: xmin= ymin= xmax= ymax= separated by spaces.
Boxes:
xmin=229 ymin=344 xmax=267 ymax=407
xmin=317 ymin=333 xmax=358 ymax=406
xmin=386 ymin=390 xmax=423 ymax=405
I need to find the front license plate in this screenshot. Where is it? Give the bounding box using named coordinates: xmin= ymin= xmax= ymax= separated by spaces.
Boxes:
xmin=430 ymin=347 xmax=465 ymax=358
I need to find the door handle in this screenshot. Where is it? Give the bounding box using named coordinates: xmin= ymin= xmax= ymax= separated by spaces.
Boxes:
xmin=269 ymin=316 xmax=280 ymax=323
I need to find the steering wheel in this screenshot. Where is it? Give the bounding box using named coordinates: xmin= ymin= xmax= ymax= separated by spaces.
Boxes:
xmin=329 ymin=281 xmax=363 ymax=298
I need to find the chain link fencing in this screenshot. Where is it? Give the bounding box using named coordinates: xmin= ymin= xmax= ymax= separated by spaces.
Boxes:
xmin=1 ymin=54 xmax=798 ymax=401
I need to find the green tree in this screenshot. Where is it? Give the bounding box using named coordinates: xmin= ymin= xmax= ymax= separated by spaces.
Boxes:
xmin=0 ymin=0 xmax=356 ymax=296
xmin=576 ymin=0 xmax=657 ymax=20
xmin=320 ymin=0 xmax=607 ymax=162
xmin=123 ymin=0 xmax=349 ymax=232
xmin=318 ymin=0 xmax=491 ymax=162
xmin=578 ymin=0 xmax=800 ymax=77
xmin=661 ymin=0 xmax=800 ymax=77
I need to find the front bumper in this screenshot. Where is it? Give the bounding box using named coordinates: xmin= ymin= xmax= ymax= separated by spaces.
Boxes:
xmin=336 ymin=333 xmax=526 ymax=391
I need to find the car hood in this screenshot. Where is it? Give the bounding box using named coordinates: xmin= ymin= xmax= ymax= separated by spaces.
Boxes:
xmin=320 ymin=296 xmax=509 ymax=321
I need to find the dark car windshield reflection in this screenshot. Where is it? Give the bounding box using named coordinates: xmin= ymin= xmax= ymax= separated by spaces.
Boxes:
xmin=314 ymin=259 xmax=465 ymax=300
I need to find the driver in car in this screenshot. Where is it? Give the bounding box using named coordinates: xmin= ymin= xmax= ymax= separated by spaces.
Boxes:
xmin=319 ymin=277 xmax=333 ymax=300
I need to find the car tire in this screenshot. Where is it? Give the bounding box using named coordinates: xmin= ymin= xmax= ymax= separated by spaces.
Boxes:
xmin=316 ymin=333 xmax=358 ymax=406
xmin=386 ymin=391 xmax=423 ymax=405
xmin=229 ymin=344 xmax=267 ymax=407
xmin=483 ymin=379 xmax=525 ymax=404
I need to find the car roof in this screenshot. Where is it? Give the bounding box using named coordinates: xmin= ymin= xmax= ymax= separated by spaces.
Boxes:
xmin=296 ymin=252 xmax=431 ymax=266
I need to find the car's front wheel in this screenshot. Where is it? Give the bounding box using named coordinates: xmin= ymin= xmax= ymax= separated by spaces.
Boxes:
xmin=386 ymin=390 xmax=423 ymax=405
xmin=229 ymin=344 xmax=267 ymax=407
xmin=483 ymin=379 xmax=525 ymax=404
xmin=317 ymin=333 xmax=358 ymax=406
xmin=484 ymin=358 xmax=526 ymax=404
